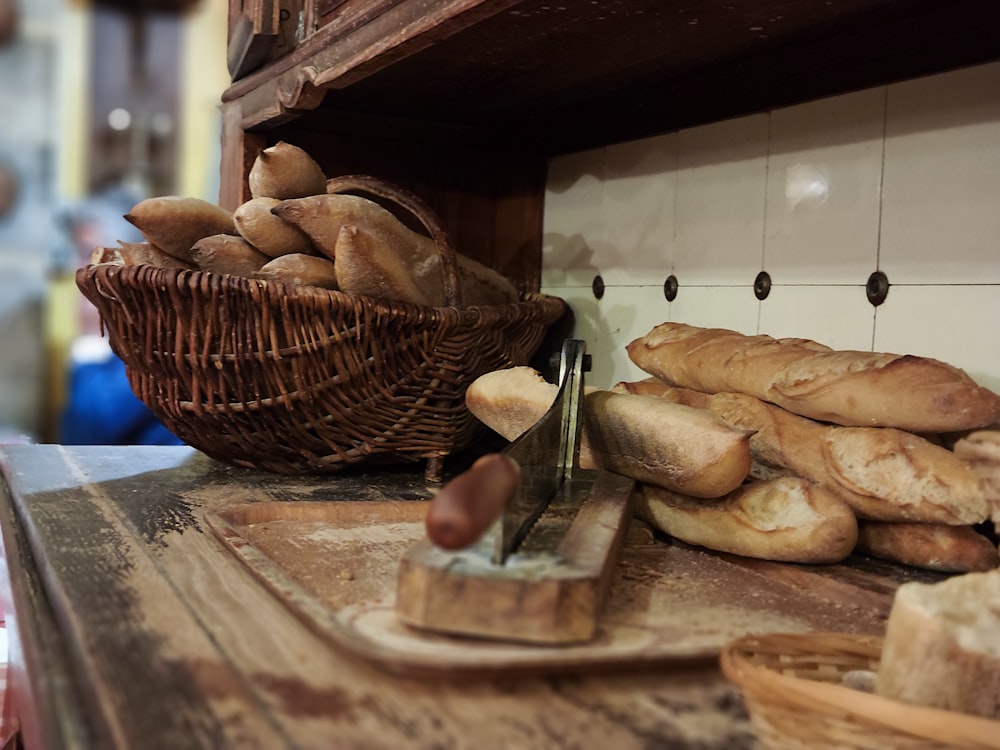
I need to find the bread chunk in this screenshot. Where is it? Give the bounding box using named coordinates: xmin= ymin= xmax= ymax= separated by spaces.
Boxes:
xmin=876 ymin=571 xmax=1000 ymax=718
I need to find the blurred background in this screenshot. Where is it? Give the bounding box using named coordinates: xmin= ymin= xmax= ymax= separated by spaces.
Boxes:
xmin=0 ymin=0 xmax=228 ymax=445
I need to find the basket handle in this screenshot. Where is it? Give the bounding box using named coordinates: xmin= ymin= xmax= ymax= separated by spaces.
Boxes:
xmin=325 ymin=174 xmax=462 ymax=308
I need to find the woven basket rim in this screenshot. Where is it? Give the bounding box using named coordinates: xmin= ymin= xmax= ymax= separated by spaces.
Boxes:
xmin=721 ymin=631 xmax=1000 ymax=749
xmin=78 ymin=262 xmax=565 ymax=320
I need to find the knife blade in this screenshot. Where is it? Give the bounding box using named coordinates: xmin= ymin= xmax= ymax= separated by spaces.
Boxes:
xmin=491 ymin=339 xmax=588 ymax=564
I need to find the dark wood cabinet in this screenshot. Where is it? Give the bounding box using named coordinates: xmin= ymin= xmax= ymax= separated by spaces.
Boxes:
xmin=218 ymin=0 xmax=1000 ymax=295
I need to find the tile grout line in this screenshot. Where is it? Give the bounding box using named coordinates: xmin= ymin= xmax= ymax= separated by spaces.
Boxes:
xmin=872 ymin=83 xmax=890 ymax=351
xmin=757 ymin=111 xmax=773 ymax=336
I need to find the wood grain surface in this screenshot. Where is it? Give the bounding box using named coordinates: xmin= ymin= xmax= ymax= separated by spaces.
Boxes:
xmin=0 ymin=445 xmax=943 ymax=749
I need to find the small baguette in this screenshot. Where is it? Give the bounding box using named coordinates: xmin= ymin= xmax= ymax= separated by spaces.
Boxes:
xmin=875 ymin=571 xmax=1000 ymax=718
xmin=626 ymin=322 xmax=1000 ymax=432
xmin=465 ymin=367 xmax=752 ymax=498
xmin=272 ymin=193 xmax=418 ymax=261
xmin=615 ymin=379 xmax=989 ymax=525
xmin=855 ymin=522 xmax=998 ymax=572
xmin=635 ymin=478 xmax=859 ymax=564
xmin=332 ymin=224 xmax=430 ymax=305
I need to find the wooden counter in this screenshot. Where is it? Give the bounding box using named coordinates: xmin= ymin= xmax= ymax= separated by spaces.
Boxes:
xmin=0 ymin=445 xmax=937 ymax=749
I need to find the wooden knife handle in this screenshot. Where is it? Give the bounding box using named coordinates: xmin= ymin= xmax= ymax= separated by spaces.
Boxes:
xmin=425 ymin=454 xmax=521 ymax=550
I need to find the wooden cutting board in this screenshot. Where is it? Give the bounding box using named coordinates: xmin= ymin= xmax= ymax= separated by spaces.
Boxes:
xmin=205 ymin=500 xmax=933 ymax=679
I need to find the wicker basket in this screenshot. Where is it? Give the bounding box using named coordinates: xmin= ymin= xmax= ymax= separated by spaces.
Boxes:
xmin=721 ymin=631 xmax=1000 ymax=750
xmin=76 ymin=177 xmax=565 ymax=480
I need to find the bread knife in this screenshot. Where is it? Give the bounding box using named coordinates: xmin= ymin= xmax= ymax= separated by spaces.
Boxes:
xmin=420 ymin=338 xmax=588 ymax=562
xmin=397 ymin=339 xmax=636 ymax=644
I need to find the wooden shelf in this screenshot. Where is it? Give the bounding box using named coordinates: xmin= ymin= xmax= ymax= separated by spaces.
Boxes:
xmin=225 ymin=0 xmax=1000 ymax=156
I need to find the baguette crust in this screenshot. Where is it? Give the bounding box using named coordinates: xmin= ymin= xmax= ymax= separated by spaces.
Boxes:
xmin=635 ymin=478 xmax=858 ymax=564
xmin=465 ymin=367 xmax=752 ymax=498
xmin=615 ymin=379 xmax=989 ymax=525
xmin=856 ymin=522 xmax=999 ymax=572
xmin=626 ymin=322 xmax=1000 ymax=432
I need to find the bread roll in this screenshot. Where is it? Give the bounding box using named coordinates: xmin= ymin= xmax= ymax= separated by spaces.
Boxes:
xmin=635 ymin=478 xmax=858 ymax=564
xmin=857 ymin=522 xmax=998 ymax=572
xmin=465 ymin=366 xmax=752 ymax=498
xmin=124 ymin=197 xmax=236 ymax=263
xmin=190 ymin=234 xmax=269 ymax=277
xmin=875 ymin=570 xmax=1000 ymax=718
xmin=616 ymin=380 xmax=989 ymax=525
xmin=626 ymin=322 xmax=1000 ymax=432
xmin=233 ymin=197 xmax=315 ymax=258
xmin=248 ymin=141 xmax=327 ymax=200
xmin=254 ymin=253 xmax=339 ymax=290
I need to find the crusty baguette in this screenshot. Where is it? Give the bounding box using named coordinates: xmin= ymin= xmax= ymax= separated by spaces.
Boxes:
xmin=875 ymin=570 xmax=1000 ymax=718
xmin=465 ymin=367 xmax=752 ymax=498
xmin=635 ymin=478 xmax=858 ymax=564
xmin=856 ymin=522 xmax=998 ymax=572
xmin=626 ymin=322 xmax=1000 ymax=432
xmin=615 ymin=379 xmax=989 ymax=525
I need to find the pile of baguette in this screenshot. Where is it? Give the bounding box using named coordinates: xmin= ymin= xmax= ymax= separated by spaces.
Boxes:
xmin=466 ymin=321 xmax=1000 ymax=572
xmin=89 ymin=141 xmax=519 ymax=307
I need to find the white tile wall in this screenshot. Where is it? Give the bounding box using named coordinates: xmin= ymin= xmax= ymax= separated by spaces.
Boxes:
xmin=880 ymin=63 xmax=1000 ymax=285
xmin=764 ymin=88 xmax=885 ymax=285
xmin=542 ymin=61 xmax=1000 ymax=393
xmin=673 ymin=114 xmax=769 ymax=286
